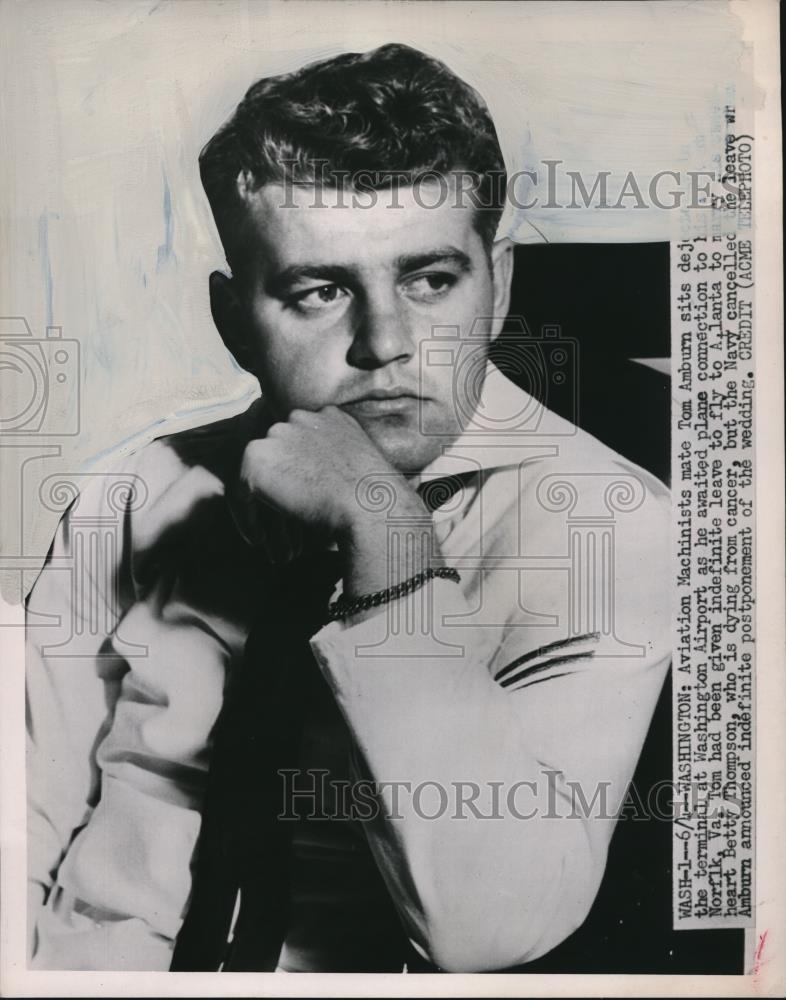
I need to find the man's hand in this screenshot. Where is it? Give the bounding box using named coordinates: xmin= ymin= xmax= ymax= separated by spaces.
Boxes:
xmin=240 ymin=406 xmax=391 ymax=534
xmin=237 ymin=407 xmax=431 ymax=571
xmin=237 ymin=407 xmax=439 ymax=604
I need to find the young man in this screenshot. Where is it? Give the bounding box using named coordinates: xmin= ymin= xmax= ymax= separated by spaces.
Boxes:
xmin=26 ymin=44 xmax=670 ymax=972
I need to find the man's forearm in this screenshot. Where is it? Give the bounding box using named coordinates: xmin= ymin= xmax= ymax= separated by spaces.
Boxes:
xmin=310 ymin=583 xmax=605 ymax=972
xmin=338 ymin=493 xmax=445 ymax=613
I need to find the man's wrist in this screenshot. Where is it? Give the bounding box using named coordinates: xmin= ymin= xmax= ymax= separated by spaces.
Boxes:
xmin=336 ymin=483 xmax=430 ymax=548
xmin=337 ymin=490 xmax=443 ymax=602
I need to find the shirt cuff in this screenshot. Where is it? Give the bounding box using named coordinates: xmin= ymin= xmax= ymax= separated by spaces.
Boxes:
xmin=312 ymin=575 xmax=501 ymax=684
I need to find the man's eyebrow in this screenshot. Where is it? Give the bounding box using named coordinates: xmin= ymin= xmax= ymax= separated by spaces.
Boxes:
xmin=265 ymin=247 xmax=472 ymax=296
xmin=266 ymin=264 xmax=355 ymax=296
xmin=396 ymin=247 xmax=473 ymax=274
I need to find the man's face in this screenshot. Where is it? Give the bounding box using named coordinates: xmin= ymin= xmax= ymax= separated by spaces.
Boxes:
xmin=220 ymin=178 xmax=512 ymax=472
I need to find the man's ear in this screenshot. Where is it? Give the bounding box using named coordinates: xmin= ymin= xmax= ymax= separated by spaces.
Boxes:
xmin=209 ymin=270 xmax=257 ymax=375
xmin=489 ymin=237 xmax=514 ymax=340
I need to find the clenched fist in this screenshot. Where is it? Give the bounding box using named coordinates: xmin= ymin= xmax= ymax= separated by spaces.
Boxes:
xmin=234 ymin=406 xmax=429 ymax=566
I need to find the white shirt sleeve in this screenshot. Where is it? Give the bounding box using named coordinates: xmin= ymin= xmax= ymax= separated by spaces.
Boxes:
xmin=25 ymin=469 xmax=136 ymax=965
xmin=310 ymin=478 xmax=671 ymax=972
xmin=26 ymin=453 xmax=228 ymax=971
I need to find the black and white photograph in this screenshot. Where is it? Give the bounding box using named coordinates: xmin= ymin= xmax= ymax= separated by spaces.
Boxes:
xmin=0 ymin=1 xmax=782 ymax=994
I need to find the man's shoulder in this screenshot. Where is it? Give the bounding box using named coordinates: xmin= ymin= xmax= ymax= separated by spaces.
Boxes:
xmin=106 ymin=398 xmax=259 ymax=490
xmin=534 ymin=424 xmax=667 ymax=513
xmin=478 ymin=418 xmax=671 ymax=664
xmin=84 ymin=399 xmax=265 ymax=555
xmin=487 ymin=416 xmax=669 ymax=512
xmin=466 ymin=370 xmax=670 ymax=530
xmin=484 ymin=418 xmax=670 ymax=573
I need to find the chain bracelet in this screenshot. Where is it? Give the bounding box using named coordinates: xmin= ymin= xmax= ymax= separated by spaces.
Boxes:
xmin=327 ymin=567 xmax=461 ymax=622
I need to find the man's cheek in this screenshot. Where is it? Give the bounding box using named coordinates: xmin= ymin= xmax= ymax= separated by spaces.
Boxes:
xmin=273 ymin=354 xmax=342 ymax=411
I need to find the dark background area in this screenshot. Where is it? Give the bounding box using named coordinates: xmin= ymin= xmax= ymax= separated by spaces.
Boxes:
xmin=491 ymin=241 xmax=671 ymax=487
xmin=476 ymin=242 xmax=745 ymax=974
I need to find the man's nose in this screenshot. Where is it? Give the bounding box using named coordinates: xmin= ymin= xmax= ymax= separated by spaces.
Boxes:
xmin=347 ymin=294 xmax=415 ymax=370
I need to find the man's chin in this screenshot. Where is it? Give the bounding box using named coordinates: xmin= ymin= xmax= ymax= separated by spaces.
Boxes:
xmin=358 ymin=418 xmax=453 ymax=475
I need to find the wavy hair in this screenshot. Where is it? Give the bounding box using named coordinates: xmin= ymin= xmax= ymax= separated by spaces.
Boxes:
xmin=200 ymin=43 xmax=507 ymax=274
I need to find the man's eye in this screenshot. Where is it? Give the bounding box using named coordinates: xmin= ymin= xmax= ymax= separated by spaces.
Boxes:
xmin=403 ymin=273 xmax=458 ymax=302
xmin=289 ymin=284 xmax=348 ymax=312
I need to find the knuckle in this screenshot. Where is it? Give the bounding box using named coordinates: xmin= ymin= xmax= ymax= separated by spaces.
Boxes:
xmin=243 ymin=439 xmax=265 ymax=462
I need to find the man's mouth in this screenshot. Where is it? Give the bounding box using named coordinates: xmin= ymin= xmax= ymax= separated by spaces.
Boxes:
xmin=340 ymin=387 xmax=425 ymax=417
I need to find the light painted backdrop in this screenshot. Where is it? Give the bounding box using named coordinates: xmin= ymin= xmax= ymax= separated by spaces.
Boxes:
xmin=1 ymin=0 xmax=751 ymax=595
